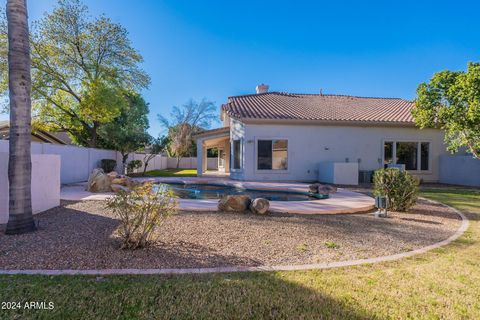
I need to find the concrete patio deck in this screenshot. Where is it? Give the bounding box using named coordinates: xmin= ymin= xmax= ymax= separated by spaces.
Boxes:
xmin=61 ymin=177 xmax=375 ymax=215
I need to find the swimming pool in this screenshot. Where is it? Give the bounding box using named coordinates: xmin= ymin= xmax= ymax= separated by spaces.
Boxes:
xmin=155 ymin=183 xmax=327 ymax=201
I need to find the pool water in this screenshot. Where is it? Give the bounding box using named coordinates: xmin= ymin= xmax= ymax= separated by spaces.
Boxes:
xmin=155 ymin=183 xmax=327 ymax=201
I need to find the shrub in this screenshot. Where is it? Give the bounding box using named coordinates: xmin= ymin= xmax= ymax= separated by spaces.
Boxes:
xmin=106 ymin=182 xmax=178 ymax=249
xmin=100 ymin=159 xmax=117 ymax=173
xmin=126 ymin=159 xmax=143 ymax=174
xmin=373 ymin=168 xmax=419 ymax=212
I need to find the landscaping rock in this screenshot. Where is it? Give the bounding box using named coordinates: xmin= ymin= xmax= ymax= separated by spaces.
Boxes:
xmin=308 ymin=184 xmax=319 ymax=193
xmin=110 ymin=184 xmax=131 ymax=193
xmin=218 ymin=195 xmax=251 ymax=212
xmin=111 ymin=177 xmax=128 ymax=186
xmin=317 ymin=184 xmax=337 ymax=195
xmin=249 ymin=198 xmax=270 ymax=215
xmin=86 ymin=168 xmax=113 ymax=193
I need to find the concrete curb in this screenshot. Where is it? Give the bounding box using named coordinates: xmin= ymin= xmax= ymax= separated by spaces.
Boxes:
xmin=0 ymin=199 xmax=469 ymax=276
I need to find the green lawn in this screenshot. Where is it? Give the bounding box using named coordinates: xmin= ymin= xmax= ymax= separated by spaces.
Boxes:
xmin=1 ymin=188 xmax=479 ymax=319
xmin=142 ymin=168 xmax=197 ymax=177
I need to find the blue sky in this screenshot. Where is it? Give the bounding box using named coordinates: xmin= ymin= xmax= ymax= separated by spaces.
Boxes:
xmin=2 ymin=0 xmax=480 ymax=135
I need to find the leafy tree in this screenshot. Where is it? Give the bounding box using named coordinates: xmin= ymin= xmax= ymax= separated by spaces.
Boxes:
xmin=98 ymin=93 xmax=151 ymax=172
xmin=414 ymin=62 xmax=480 ymax=159
xmin=0 ymin=0 xmax=150 ymax=147
xmin=5 ymin=0 xmax=35 ymax=234
xmin=158 ymin=98 xmax=217 ymax=168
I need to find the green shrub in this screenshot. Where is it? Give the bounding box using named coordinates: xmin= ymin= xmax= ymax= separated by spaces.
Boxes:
xmin=100 ymin=159 xmax=117 ymax=173
xmin=126 ymin=160 xmax=143 ymax=174
xmin=106 ymin=182 xmax=178 ymax=249
xmin=373 ymin=168 xmax=419 ymax=212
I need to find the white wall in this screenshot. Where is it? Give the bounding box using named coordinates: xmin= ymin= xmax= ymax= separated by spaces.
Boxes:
xmin=440 ymin=155 xmax=480 ymax=187
xmin=232 ymin=123 xmax=447 ymax=182
xmin=1 ymin=153 xmax=60 ymax=224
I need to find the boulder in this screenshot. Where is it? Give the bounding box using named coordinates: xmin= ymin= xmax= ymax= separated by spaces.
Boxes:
xmin=317 ymin=184 xmax=337 ymax=195
xmin=111 ymin=184 xmax=131 ymax=193
xmin=218 ymin=195 xmax=251 ymax=212
xmin=111 ymin=177 xmax=128 ymax=186
xmin=107 ymin=171 xmax=119 ymax=178
xmin=308 ymin=184 xmax=319 ymax=193
xmin=249 ymin=198 xmax=270 ymax=215
xmin=86 ymin=168 xmax=113 ymax=193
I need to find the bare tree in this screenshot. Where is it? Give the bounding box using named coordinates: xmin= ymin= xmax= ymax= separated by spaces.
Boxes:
xmin=5 ymin=0 xmax=35 ymax=234
xmin=158 ymin=98 xmax=217 ymax=168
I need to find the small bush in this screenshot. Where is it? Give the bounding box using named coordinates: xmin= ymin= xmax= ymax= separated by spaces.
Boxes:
xmin=100 ymin=159 xmax=117 ymax=173
xmin=373 ymin=168 xmax=419 ymax=212
xmin=126 ymin=160 xmax=143 ymax=174
xmin=106 ymin=182 xmax=178 ymax=249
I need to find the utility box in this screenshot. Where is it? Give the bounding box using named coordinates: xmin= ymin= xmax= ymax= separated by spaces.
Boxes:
xmin=318 ymin=161 xmax=359 ymax=185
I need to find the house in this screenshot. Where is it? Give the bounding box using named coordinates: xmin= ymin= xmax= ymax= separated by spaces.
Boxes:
xmin=194 ymin=84 xmax=447 ymax=183
xmin=0 ymin=120 xmax=71 ymax=145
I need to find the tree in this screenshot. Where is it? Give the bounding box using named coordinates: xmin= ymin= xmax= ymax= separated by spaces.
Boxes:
xmin=413 ymin=62 xmax=480 ymax=159
xmin=5 ymin=0 xmax=35 ymax=234
xmin=98 ymin=93 xmax=151 ymax=172
xmin=1 ymin=0 xmax=150 ymax=147
xmin=141 ymin=137 xmax=163 ymax=176
xmin=0 ymin=7 xmax=7 ymax=103
xmin=158 ymin=98 xmax=217 ymax=168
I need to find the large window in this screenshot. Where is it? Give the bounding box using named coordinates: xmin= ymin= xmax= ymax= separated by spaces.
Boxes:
xmin=232 ymin=140 xmax=241 ymax=169
xmin=383 ymin=141 xmax=430 ymax=171
xmin=257 ymin=139 xmax=288 ymax=170
xmin=396 ymin=142 xmax=418 ymax=170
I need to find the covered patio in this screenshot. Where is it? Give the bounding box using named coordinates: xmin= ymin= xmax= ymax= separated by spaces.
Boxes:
xmin=194 ymin=127 xmax=230 ymax=177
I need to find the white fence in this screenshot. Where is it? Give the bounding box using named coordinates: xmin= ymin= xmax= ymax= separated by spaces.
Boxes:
xmin=0 ymin=140 xmax=218 ymax=184
xmin=439 ymin=155 xmax=480 ymax=187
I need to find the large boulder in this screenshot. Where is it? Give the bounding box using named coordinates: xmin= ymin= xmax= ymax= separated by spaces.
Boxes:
xmin=110 ymin=184 xmax=131 ymax=193
xmin=317 ymin=184 xmax=337 ymax=195
xmin=86 ymin=168 xmax=114 ymax=193
xmin=249 ymin=198 xmax=270 ymax=215
xmin=218 ymin=195 xmax=251 ymax=212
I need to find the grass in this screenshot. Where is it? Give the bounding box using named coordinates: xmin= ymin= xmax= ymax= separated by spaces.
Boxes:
xmin=142 ymin=169 xmax=197 ymax=177
xmin=1 ymin=188 xmax=479 ymax=319
xmin=324 ymin=241 xmax=340 ymax=249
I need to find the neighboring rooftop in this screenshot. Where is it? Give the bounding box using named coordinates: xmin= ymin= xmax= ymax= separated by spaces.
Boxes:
xmin=0 ymin=120 xmax=71 ymax=144
xmin=222 ymin=91 xmax=414 ymax=124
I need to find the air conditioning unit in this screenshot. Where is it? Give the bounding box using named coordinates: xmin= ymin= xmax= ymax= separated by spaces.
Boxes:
xmin=387 ymin=164 xmax=406 ymax=171
xmin=358 ymin=170 xmax=373 ymax=183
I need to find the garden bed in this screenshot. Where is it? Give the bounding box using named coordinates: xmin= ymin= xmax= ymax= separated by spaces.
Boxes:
xmin=0 ymin=199 xmax=461 ymax=270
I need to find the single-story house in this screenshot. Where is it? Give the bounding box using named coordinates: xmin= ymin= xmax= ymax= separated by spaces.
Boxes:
xmin=0 ymin=120 xmax=71 ymax=145
xmin=194 ymin=84 xmax=447 ymax=183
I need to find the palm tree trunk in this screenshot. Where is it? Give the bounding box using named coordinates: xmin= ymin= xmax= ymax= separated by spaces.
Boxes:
xmin=5 ymin=0 xmax=35 ymax=234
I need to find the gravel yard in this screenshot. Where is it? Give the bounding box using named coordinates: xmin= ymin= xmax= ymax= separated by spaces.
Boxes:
xmin=0 ymin=199 xmax=461 ymax=270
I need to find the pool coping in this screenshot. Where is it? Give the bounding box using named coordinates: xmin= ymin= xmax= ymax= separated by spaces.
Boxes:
xmin=61 ymin=177 xmax=375 ymax=215
xmin=0 ymin=198 xmax=468 ymax=276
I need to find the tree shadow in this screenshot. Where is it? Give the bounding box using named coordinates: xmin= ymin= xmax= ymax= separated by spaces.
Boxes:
xmin=0 ymin=271 xmax=381 ymax=319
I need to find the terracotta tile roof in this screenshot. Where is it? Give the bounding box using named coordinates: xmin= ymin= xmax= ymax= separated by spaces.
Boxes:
xmin=222 ymin=92 xmax=414 ymax=124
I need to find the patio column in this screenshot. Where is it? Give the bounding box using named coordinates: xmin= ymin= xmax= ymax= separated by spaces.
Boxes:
xmin=196 ymin=139 xmax=206 ymax=176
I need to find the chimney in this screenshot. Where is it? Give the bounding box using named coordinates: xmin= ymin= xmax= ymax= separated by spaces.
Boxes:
xmin=255 ymin=83 xmax=269 ymax=94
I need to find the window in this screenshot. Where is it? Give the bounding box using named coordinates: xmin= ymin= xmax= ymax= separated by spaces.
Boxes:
xmin=383 ymin=141 xmax=430 ymax=171
xmin=232 ymin=140 xmax=241 ymax=169
xmin=396 ymin=142 xmax=417 ymax=170
xmin=257 ymin=139 xmax=288 ymax=170
xmin=421 ymin=142 xmax=429 ymax=170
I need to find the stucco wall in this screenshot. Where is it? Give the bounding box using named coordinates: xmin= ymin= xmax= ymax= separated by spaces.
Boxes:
xmin=0 ymin=153 xmax=61 ymax=224
xmin=439 ymin=155 xmax=480 ymax=187
xmin=232 ymin=123 xmax=446 ymax=182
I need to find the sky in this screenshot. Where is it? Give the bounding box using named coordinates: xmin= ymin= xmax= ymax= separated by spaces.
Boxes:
xmin=1 ymin=0 xmax=480 ymax=135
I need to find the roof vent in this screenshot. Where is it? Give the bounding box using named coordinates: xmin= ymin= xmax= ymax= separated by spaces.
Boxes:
xmin=255 ymin=84 xmax=269 ymax=94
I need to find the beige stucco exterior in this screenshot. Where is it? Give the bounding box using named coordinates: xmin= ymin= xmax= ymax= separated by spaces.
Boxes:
xmin=197 ymin=115 xmax=447 ymax=183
